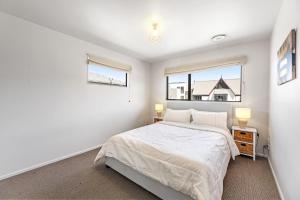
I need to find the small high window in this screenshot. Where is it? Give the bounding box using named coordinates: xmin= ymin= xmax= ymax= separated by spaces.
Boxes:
xmin=88 ymin=63 xmax=127 ymax=87
xmin=87 ymin=54 xmax=131 ymax=87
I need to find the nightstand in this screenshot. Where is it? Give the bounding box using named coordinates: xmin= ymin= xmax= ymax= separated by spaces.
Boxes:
xmin=153 ymin=117 xmax=163 ymax=123
xmin=232 ymin=126 xmax=257 ymax=161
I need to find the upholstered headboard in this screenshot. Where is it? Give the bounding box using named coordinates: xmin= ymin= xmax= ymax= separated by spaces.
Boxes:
xmin=166 ymin=101 xmax=234 ymax=128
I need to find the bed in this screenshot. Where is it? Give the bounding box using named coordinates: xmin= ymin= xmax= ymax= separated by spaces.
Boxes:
xmin=94 ymin=118 xmax=239 ymax=200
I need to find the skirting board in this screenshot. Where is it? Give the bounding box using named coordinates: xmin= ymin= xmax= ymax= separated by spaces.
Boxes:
xmin=268 ymin=158 xmax=285 ymax=200
xmin=256 ymin=152 xmax=268 ymax=158
xmin=0 ymin=144 xmax=102 ymax=181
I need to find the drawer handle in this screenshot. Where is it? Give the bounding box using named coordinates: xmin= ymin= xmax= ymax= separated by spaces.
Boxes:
xmin=240 ymin=132 xmax=246 ymax=135
xmin=241 ymin=143 xmax=246 ymax=146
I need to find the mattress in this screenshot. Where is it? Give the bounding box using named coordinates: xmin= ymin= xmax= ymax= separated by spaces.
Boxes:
xmin=94 ymin=121 xmax=239 ymax=200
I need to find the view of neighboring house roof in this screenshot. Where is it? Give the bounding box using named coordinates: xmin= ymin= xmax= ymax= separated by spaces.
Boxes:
xmin=88 ymin=73 xmax=125 ymax=85
xmin=169 ymin=82 xmax=187 ymax=85
xmin=224 ymin=79 xmax=241 ymax=95
xmin=192 ymin=80 xmax=218 ymax=95
xmin=192 ymin=78 xmax=240 ymax=95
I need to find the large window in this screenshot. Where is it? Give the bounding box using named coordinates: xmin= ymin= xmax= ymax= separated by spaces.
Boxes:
xmin=88 ymin=63 xmax=127 ymax=87
xmin=166 ymin=65 xmax=242 ymax=102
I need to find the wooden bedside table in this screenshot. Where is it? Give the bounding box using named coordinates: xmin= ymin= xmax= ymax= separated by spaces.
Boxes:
xmin=232 ymin=126 xmax=257 ymax=161
xmin=153 ymin=117 xmax=163 ymax=123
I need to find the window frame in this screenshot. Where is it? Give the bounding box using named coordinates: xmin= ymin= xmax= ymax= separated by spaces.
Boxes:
xmin=87 ymin=63 xmax=128 ymax=87
xmin=166 ymin=65 xmax=243 ymax=102
xmin=166 ymin=74 xmax=191 ymax=101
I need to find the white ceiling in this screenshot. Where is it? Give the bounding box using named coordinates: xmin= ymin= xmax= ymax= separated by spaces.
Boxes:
xmin=0 ymin=0 xmax=283 ymax=62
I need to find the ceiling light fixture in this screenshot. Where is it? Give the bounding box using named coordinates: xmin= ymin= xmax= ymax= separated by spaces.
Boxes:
xmin=149 ymin=22 xmax=161 ymax=42
xmin=211 ymin=34 xmax=227 ymax=42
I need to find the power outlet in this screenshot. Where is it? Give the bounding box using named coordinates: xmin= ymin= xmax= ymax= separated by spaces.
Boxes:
xmin=263 ymin=144 xmax=270 ymax=156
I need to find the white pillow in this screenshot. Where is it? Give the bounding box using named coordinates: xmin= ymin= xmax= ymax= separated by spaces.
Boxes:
xmin=191 ymin=109 xmax=227 ymax=129
xmin=163 ymin=109 xmax=191 ymax=123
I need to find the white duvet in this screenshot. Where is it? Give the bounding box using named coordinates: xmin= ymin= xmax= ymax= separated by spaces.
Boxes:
xmin=94 ymin=121 xmax=239 ymax=200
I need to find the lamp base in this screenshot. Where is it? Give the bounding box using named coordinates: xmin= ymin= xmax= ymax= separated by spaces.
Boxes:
xmin=238 ymin=120 xmax=248 ymax=129
xmin=157 ymin=112 xmax=162 ymax=118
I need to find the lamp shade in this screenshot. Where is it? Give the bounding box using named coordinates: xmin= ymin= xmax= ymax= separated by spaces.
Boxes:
xmin=155 ymin=104 xmax=164 ymax=112
xmin=235 ymin=108 xmax=251 ymax=120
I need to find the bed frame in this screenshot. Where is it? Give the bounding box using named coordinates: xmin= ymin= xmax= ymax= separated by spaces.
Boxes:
xmin=105 ymin=105 xmax=232 ymax=200
xmin=105 ymin=157 xmax=193 ymax=200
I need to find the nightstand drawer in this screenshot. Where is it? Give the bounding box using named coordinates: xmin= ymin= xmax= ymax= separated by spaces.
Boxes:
xmin=234 ymin=130 xmax=253 ymax=143
xmin=235 ymin=141 xmax=253 ymax=155
xmin=153 ymin=117 xmax=163 ymax=123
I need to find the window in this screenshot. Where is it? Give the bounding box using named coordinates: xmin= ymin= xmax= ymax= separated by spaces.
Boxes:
xmin=214 ymin=94 xmax=228 ymax=101
xmin=167 ymin=73 xmax=189 ymax=100
xmin=166 ymin=65 xmax=242 ymax=102
xmin=180 ymin=87 xmax=184 ymax=94
xmin=88 ymin=63 xmax=127 ymax=87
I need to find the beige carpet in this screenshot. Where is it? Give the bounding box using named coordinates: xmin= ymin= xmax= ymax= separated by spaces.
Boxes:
xmin=0 ymin=149 xmax=280 ymax=200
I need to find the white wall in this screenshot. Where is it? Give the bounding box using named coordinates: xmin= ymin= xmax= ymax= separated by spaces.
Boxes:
xmin=269 ymin=0 xmax=300 ymax=199
xmin=0 ymin=12 xmax=150 ymax=179
xmin=150 ymin=40 xmax=270 ymax=155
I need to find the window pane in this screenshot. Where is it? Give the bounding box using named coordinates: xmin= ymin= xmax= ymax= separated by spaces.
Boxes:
xmin=88 ymin=63 xmax=127 ymax=86
xmin=168 ymin=73 xmax=189 ymax=100
xmin=191 ymin=65 xmax=241 ymax=102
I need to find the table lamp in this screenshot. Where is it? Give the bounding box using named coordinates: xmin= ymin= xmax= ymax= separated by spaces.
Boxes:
xmin=155 ymin=104 xmax=164 ymax=118
xmin=235 ymin=108 xmax=251 ymax=128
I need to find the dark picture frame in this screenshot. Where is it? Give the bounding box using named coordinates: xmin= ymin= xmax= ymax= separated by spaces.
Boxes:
xmin=277 ymin=29 xmax=297 ymax=85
